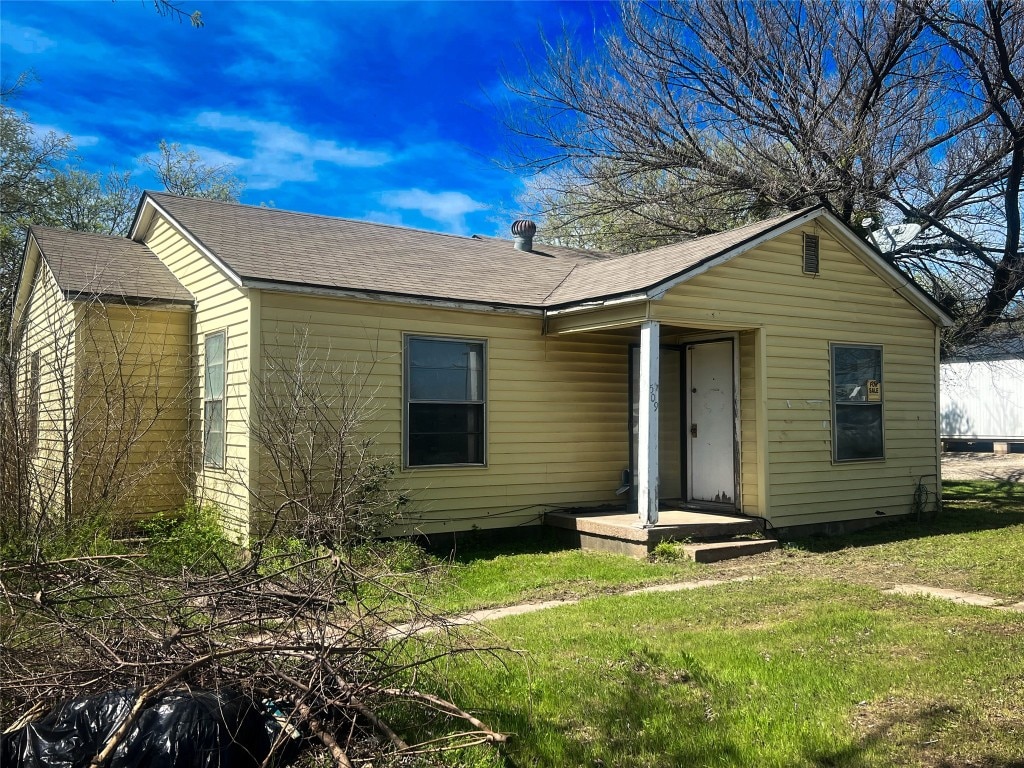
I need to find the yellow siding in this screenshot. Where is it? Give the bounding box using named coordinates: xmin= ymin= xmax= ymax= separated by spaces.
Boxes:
xmin=259 ymin=292 xmax=632 ymax=533
xmin=74 ymin=304 xmax=191 ymax=516
xmin=16 ymin=258 xmax=77 ymax=516
xmin=654 ymin=225 xmax=940 ymax=528
xmin=142 ymin=216 xmax=251 ymax=541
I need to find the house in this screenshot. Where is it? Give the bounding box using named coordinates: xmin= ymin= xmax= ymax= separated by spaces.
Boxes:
xmin=940 ymin=330 xmax=1024 ymax=454
xmin=10 ymin=192 xmax=952 ymax=542
xmin=10 ymin=227 xmax=193 ymax=519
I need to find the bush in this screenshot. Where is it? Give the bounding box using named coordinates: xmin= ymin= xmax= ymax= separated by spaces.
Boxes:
xmin=139 ymin=502 xmax=240 ymax=575
xmin=651 ymin=538 xmax=689 ymax=562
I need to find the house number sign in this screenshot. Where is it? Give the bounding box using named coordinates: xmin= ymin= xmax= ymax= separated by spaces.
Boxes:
xmin=650 ymin=383 xmax=659 ymax=411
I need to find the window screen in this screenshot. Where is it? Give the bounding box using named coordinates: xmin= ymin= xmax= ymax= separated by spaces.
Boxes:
xmin=406 ymin=337 xmax=485 ymax=467
xmin=204 ymin=331 xmax=226 ymax=468
xmin=831 ymin=344 xmax=884 ymax=461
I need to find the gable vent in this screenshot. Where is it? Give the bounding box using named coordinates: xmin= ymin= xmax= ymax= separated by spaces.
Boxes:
xmin=803 ymin=233 xmax=820 ymax=275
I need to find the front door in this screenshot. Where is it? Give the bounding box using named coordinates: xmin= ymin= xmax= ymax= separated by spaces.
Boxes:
xmin=687 ymin=340 xmax=737 ymax=506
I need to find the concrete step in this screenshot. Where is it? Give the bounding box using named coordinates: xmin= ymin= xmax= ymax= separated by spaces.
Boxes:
xmin=682 ymin=537 xmax=778 ymax=563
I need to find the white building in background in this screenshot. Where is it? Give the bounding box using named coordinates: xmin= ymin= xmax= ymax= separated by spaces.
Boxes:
xmin=940 ymin=334 xmax=1024 ymax=452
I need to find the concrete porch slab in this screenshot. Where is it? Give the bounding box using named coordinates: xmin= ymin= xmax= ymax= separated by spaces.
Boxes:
xmin=545 ymin=508 xmax=763 ymax=558
xmin=682 ymin=539 xmax=778 ymax=563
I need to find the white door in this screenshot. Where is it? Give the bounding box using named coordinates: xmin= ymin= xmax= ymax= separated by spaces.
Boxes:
xmin=687 ymin=340 xmax=737 ymax=506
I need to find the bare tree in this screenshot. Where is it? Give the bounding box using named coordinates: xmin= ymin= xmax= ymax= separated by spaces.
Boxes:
xmin=1 ymin=325 xmax=509 ymax=767
xmin=148 ymin=0 xmax=204 ymax=28
xmin=250 ymin=329 xmax=403 ymax=550
xmin=507 ymin=0 xmax=1023 ymax=347
xmin=1 ymin=290 xmax=191 ymax=554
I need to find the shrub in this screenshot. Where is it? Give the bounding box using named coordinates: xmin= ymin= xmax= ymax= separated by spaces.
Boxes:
xmin=139 ymin=502 xmax=240 ymax=575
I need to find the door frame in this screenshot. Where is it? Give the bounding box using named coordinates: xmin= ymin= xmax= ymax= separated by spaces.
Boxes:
xmin=682 ymin=333 xmax=741 ymax=510
xmin=627 ymin=343 xmax=684 ymax=510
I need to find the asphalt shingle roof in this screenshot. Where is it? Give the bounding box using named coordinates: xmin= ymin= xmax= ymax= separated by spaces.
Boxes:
xmin=145 ymin=192 xmax=813 ymax=308
xmin=545 ymin=209 xmax=814 ymax=306
xmin=31 ymin=226 xmax=192 ymax=304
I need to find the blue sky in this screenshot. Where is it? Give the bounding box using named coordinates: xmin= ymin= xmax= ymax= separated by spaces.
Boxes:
xmin=1 ymin=1 xmax=612 ymax=237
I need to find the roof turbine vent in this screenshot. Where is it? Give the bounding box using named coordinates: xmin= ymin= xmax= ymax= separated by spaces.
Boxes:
xmin=511 ymin=219 xmax=537 ymax=252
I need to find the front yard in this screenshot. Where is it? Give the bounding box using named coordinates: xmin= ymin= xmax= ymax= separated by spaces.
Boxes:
xmin=416 ymin=480 xmax=1024 ymax=767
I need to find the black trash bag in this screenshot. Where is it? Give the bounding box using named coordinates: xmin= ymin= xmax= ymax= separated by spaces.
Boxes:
xmin=1 ymin=687 xmax=300 ymax=768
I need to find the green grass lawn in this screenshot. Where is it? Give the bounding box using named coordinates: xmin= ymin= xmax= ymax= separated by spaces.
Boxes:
xmin=761 ymin=480 xmax=1024 ymax=601
xmin=437 ymin=578 xmax=1024 ymax=767
xmin=408 ymin=480 xmax=1024 ymax=766
xmin=425 ymin=528 xmax=708 ymax=615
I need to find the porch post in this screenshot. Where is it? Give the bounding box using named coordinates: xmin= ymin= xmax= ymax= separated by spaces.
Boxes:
xmin=637 ymin=320 xmax=660 ymax=526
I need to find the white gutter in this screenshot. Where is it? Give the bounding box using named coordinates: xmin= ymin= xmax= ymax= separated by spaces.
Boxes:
xmin=543 ymin=292 xmax=649 ymax=317
xmin=243 ymin=279 xmax=543 ymax=317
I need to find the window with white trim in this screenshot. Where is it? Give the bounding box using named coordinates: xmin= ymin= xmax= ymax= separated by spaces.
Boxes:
xmin=831 ymin=343 xmax=884 ymax=461
xmin=405 ymin=336 xmax=485 ymax=467
xmin=204 ymin=331 xmax=226 ymax=468
xmin=27 ymin=351 xmax=40 ymax=454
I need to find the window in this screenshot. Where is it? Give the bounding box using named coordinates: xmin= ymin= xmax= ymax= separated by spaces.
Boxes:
xmin=204 ymin=331 xmax=226 ymax=468
xmin=405 ymin=336 xmax=485 ymax=467
xmin=27 ymin=352 xmax=40 ymax=454
xmin=831 ymin=344 xmax=883 ymax=461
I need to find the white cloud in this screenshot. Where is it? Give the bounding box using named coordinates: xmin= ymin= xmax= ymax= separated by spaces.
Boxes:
xmin=30 ymin=123 xmax=100 ymax=148
xmin=193 ymin=112 xmax=391 ymax=189
xmin=380 ymin=188 xmax=489 ymax=234
xmin=0 ymin=21 xmax=55 ymax=54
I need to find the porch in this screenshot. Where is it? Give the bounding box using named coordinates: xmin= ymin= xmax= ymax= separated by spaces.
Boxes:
xmin=544 ymin=302 xmax=765 ymax=530
xmin=545 ymin=506 xmax=778 ymax=561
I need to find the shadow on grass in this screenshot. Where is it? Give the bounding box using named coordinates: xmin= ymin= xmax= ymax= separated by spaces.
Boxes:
xmin=488 ymin=663 xmax=746 ymax=768
xmin=786 ymin=481 xmax=1024 ymax=555
xmin=427 ymin=526 xmax=572 ymax=565
xmin=492 ymin=695 xmax=1024 ymax=768
xmin=811 ymin=700 xmax=1024 ymax=768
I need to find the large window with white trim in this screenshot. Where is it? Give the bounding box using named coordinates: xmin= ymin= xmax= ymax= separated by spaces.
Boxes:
xmin=405 ymin=336 xmax=485 ymax=467
xmin=831 ymin=343 xmax=884 ymax=462
xmin=204 ymin=331 xmax=226 ymax=468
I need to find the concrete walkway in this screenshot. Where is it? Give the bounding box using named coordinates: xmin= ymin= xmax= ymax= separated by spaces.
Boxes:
xmin=392 ymin=577 xmax=1021 ymax=639
xmin=391 ymin=578 xmax=750 ymax=638
xmin=884 ymin=583 xmax=1024 ymax=612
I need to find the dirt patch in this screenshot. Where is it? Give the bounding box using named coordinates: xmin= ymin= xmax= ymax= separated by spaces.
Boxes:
xmin=941 ymin=452 xmax=1024 ymax=483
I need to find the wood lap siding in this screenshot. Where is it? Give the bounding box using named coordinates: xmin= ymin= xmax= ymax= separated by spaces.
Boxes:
xmin=259 ymin=292 xmax=631 ymax=533
xmin=18 ymin=259 xmax=77 ymax=514
xmin=655 ymin=226 xmax=939 ymax=528
xmin=72 ymin=304 xmax=190 ymax=516
xmin=144 ymin=217 xmax=252 ymax=541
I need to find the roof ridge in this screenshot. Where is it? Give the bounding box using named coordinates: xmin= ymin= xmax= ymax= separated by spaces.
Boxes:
xmin=30 ymin=225 xmax=134 ymax=241
xmin=146 ymin=190 xmax=490 ymax=244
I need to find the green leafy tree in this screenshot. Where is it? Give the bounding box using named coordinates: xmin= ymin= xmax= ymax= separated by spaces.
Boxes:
xmin=42 ymin=167 xmax=140 ymax=236
xmin=1 ymin=82 xmax=245 ymax=333
xmin=0 ymin=98 xmax=73 ymax=321
xmin=141 ymin=140 xmax=243 ymax=202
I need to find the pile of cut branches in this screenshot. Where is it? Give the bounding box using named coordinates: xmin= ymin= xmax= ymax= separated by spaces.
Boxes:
xmin=0 ymin=544 xmax=507 ymax=767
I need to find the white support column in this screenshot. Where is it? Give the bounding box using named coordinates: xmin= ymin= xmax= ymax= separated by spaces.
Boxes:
xmin=637 ymin=320 xmax=660 ymax=526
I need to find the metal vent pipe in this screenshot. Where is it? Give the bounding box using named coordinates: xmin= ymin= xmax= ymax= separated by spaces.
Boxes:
xmin=511 ymin=219 xmax=537 ymax=252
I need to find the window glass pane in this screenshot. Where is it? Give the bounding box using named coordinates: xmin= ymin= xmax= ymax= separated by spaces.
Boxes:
xmin=408 ymin=403 xmax=483 ymax=465
xmin=205 ymin=333 xmax=225 ymax=400
xmin=204 ymin=400 xmax=224 ymax=467
xmin=833 ymin=346 xmax=881 ymax=402
xmin=835 ymin=403 xmax=883 ymax=460
xmin=409 ymin=339 xmax=482 ymax=401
